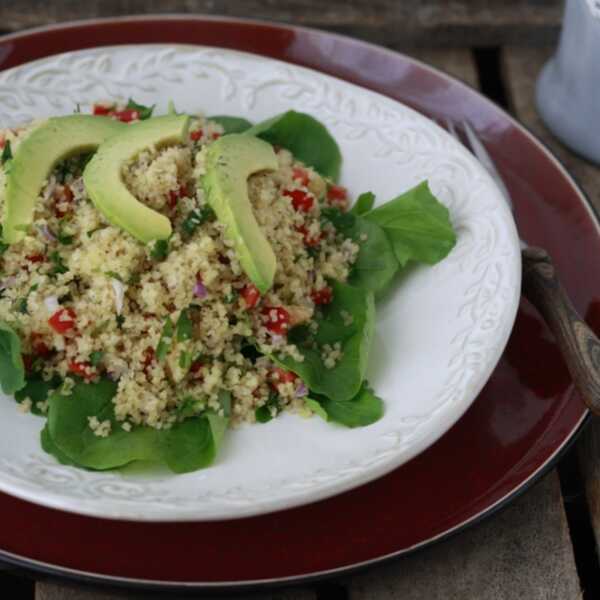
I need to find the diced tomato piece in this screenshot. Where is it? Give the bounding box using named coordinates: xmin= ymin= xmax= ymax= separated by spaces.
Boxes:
xmin=31 ymin=333 xmax=51 ymax=357
xmin=270 ymin=367 xmax=297 ymax=386
xmin=311 ymin=287 xmax=333 ymax=305
xmin=190 ymin=129 xmax=203 ymax=142
xmin=211 ymin=132 xmax=221 ymax=140
xmin=189 ymin=360 xmax=204 ymax=380
xmin=0 ymin=136 xmax=5 ymax=149
xmin=295 ymin=225 xmax=322 ymax=248
xmin=168 ymin=184 xmax=188 ymax=209
xmin=292 ymin=167 xmax=310 ymax=187
xmin=68 ymin=360 xmax=94 ymax=380
xmin=241 ymin=284 xmax=261 ymax=309
xmin=113 ymin=108 xmax=140 ymax=123
xmin=261 ymin=306 xmax=291 ymax=335
xmin=93 ymin=103 xmax=115 ymax=116
xmin=283 ymin=188 xmax=314 ymax=213
xmin=26 ymin=254 xmax=45 ymax=263
xmin=48 ymin=308 xmax=76 ymax=334
xmin=327 ymin=184 xmax=347 ymax=202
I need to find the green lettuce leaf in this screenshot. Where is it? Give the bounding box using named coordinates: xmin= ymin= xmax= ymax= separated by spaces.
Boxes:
xmin=274 ymin=281 xmax=374 ymax=402
xmin=209 ymin=115 xmax=253 ymax=134
xmin=365 ymin=181 xmax=456 ymax=267
xmin=246 ymin=110 xmax=342 ymax=181
xmin=45 ymin=378 xmax=228 ymax=473
xmin=0 ymin=321 xmax=25 ymax=394
xmin=350 ymin=192 xmax=375 ymax=216
xmin=312 ymin=382 xmax=383 ymax=427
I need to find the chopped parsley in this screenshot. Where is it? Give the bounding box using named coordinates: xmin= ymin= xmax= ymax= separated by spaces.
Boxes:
xmin=181 ymin=205 xmax=215 ymax=237
xmin=49 ymin=251 xmax=68 ymax=276
xmin=156 ymin=316 xmax=174 ymax=362
xmin=126 ymin=98 xmax=155 ymax=120
xmin=1 ymin=140 xmax=12 ymax=165
xmin=89 ymin=351 xmax=104 ymax=367
xmin=255 ymin=391 xmax=280 ymax=423
xmin=116 ymin=314 xmax=125 ymax=329
xmin=178 ymin=350 xmax=193 ymax=371
xmin=16 ymin=284 xmax=39 ymax=315
xmin=105 ymin=271 xmax=123 ymax=282
xmin=150 ymin=239 xmax=169 ymax=261
xmin=176 ymin=309 xmax=193 ymax=342
xmin=0 ymin=225 xmax=9 ymax=256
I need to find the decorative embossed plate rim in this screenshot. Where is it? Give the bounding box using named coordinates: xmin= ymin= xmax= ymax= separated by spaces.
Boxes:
xmin=0 ymin=42 xmax=521 ymax=521
xmin=0 ymin=16 xmax=595 ymax=591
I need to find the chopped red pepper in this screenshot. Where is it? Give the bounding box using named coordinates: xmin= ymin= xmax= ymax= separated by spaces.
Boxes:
xmin=190 ymin=129 xmax=203 ymax=142
xmin=211 ymin=132 xmax=221 ymax=140
xmin=295 ymin=225 xmax=322 ymax=248
xmin=292 ymin=167 xmax=310 ymax=187
xmin=189 ymin=360 xmax=204 ymax=380
xmin=92 ymin=103 xmax=115 ymax=116
xmin=269 ymin=367 xmax=297 ymax=388
xmin=0 ymin=136 xmax=5 ymax=149
xmin=327 ymin=184 xmax=348 ymax=209
xmin=311 ymin=287 xmax=333 ymax=305
xmin=262 ymin=306 xmax=291 ymax=335
xmin=48 ymin=308 xmax=76 ymax=334
xmin=26 ymin=254 xmax=45 ymax=264
xmin=30 ymin=333 xmax=51 ymax=357
xmin=241 ymin=284 xmax=261 ymax=309
xmin=112 ymin=108 xmax=140 ymax=123
xmin=68 ymin=360 xmax=94 ymax=380
xmin=168 ymin=184 xmax=189 ymax=209
xmin=283 ymin=188 xmax=314 ymax=213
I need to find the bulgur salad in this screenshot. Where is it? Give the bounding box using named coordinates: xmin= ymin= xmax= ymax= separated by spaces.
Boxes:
xmin=0 ymin=100 xmax=456 ymax=473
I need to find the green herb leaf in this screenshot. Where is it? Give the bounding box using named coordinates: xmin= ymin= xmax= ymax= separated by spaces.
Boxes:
xmin=156 ymin=317 xmax=174 ymax=362
xmin=305 ymin=397 xmax=328 ymax=421
xmin=89 ymin=351 xmax=104 ymax=367
xmin=1 ymin=140 xmax=12 ymax=165
xmin=314 ymin=382 xmax=383 ymax=427
xmin=273 ymin=280 xmax=374 ymax=403
xmin=178 ymin=350 xmax=192 ymax=371
xmin=181 ymin=205 xmax=215 ymax=237
xmin=150 ymin=239 xmax=169 ymax=261
xmin=126 ymin=98 xmax=155 ymax=120
xmin=246 ymin=110 xmax=342 ymax=181
xmin=15 ymin=375 xmax=61 ymax=416
xmin=350 ymin=192 xmax=375 ymax=216
xmin=49 ymin=251 xmax=68 ymax=275
xmin=208 ymin=115 xmax=253 ymax=134
xmin=255 ymin=391 xmax=280 ymax=423
xmin=105 ymin=271 xmax=123 ymax=282
xmin=0 ymin=321 xmax=26 ymax=394
xmin=0 ymin=225 xmax=9 ymax=255
xmin=43 ymin=378 xmax=228 ymax=473
xmin=365 ymin=181 xmax=457 ymax=267
xmin=176 ymin=309 xmax=193 ymax=342
xmin=218 ymin=390 xmax=232 ymax=418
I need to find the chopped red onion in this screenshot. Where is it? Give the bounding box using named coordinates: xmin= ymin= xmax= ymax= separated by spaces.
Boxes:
xmin=44 ymin=296 xmax=59 ymax=313
xmin=111 ymin=278 xmax=125 ymax=315
xmin=38 ymin=224 xmax=56 ymax=242
xmin=295 ymin=382 xmax=308 ymax=398
xmin=193 ymin=280 xmax=207 ymax=299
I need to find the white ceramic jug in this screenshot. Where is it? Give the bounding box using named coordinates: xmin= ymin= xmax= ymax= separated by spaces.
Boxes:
xmin=536 ymin=0 xmax=600 ymax=164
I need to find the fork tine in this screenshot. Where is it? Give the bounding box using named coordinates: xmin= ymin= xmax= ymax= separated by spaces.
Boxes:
xmin=462 ymin=121 xmax=512 ymax=205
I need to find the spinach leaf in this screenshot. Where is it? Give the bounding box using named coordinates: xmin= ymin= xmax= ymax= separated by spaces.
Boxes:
xmin=0 ymin=321 xmax=25 ymax=394
xmin=44 ymin=378 xmax=228 ymax=473
xmin=209 ymin=115 xmax=253 ymax=134
xmin=365 ymin=181 xmax=456 ymax=267
xmin=255 ymin=391 xmax=280 ymax=423
xmin=274 ymin=281 xmax=374 ymax=403
xmin=305 ymin=398 xmax=328 ymax=421
xmin=313 ymin=382 xmax=383 ymax=427
xmin=246 ymin=110 xmax=342 ymax=181
xmin=350 ymin=192 xmax=375 ymax=216
xmin=126 ymin=98 xmax=155 ymax=120
xmin=41 ymin=424 xmax=77 ymax=466
xmin=325 ymin=208 xmax=398 ymax=297
xmin=15 ymin=375 xmax=61 ymax=415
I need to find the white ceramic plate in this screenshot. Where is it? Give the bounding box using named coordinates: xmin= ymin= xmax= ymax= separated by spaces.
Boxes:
xmin=0 ymin=45 xmax=521 ymax=521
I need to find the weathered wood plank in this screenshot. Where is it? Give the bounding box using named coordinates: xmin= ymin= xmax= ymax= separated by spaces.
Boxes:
xmin=0 ymin=1 xmax=562 ymax=47
xmin=347 ymin=471 xmax=580 ymax=599
xmin=36 ymin=580 xmax=317 ymax=600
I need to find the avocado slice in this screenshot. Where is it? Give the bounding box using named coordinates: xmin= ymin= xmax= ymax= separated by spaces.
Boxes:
xmin=2 ymin=115 xmax=126 ymax=244
xmin=202 ymin=134 xmax=278 ymax=294
xmin=83 ymin=115 xmax=190 ymax=243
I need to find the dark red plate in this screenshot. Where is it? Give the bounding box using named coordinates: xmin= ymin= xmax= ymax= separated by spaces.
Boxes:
xmin=0 ymin=16 xmax=596 ymax=592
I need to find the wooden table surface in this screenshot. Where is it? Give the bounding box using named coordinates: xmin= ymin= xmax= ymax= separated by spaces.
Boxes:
xmin=1 ymin=3 xmax=600 ymax=599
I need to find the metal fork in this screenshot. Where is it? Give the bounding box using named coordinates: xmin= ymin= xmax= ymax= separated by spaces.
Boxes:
xmin=447 ymin=120 xmax=600 ymax=415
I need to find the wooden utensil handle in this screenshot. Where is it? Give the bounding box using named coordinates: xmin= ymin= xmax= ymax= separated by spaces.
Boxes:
xmin=522 ymin=246 xmax=600 ymax=414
